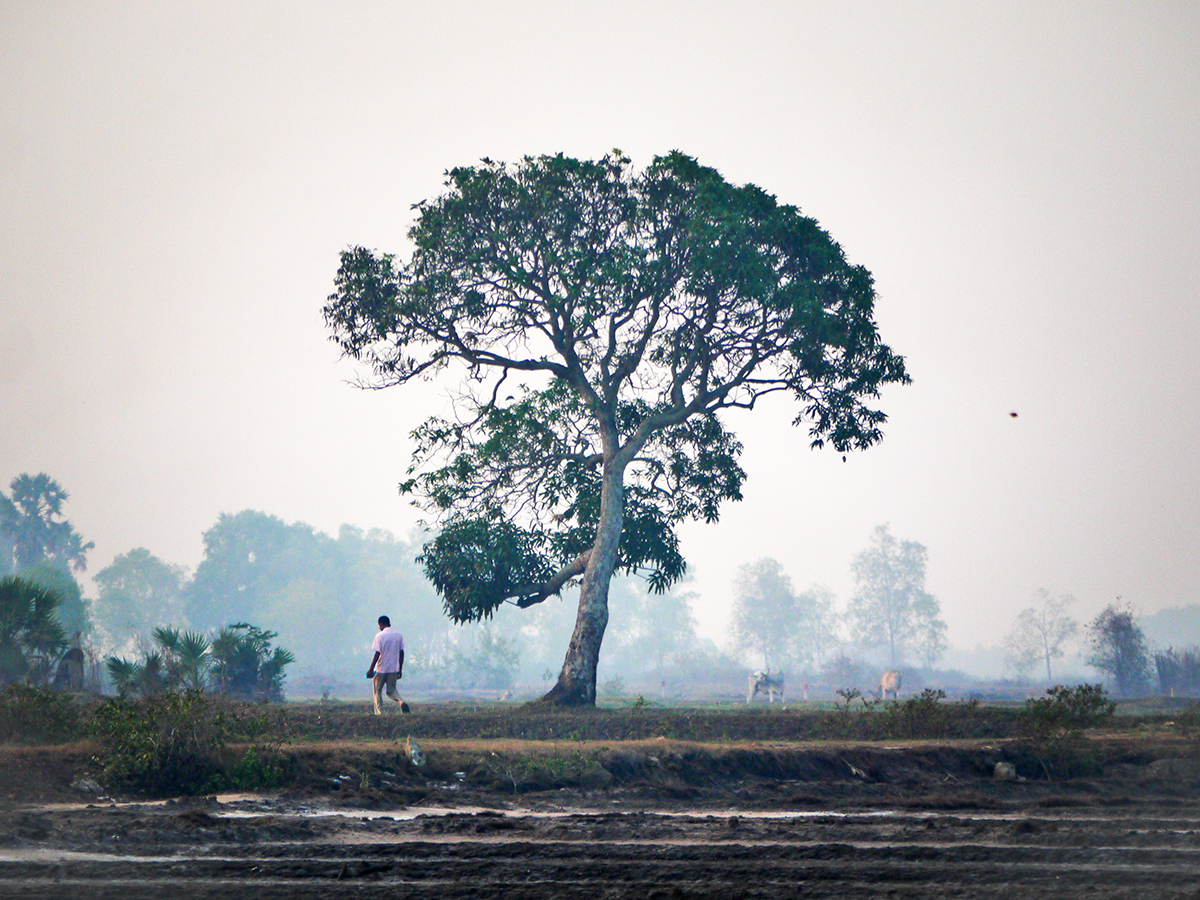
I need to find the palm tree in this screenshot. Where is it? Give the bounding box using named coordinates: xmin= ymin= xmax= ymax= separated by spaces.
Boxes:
xmin=257 ymin=647 xmax=296 ymax=702
xmin=209 ymin=623 xmax=294 ymax=700
xmin=153 ymin=627 xmax=211 ymax=690
xmin=0 ymin=576 xmax=67 ymax=684
xmin=0 ymin=474 xmax=94 ymax=574
xmin=104 ymin=657 xmax=139 ymax=696
xmin=104 ymin=652 xmax=168 ymax=697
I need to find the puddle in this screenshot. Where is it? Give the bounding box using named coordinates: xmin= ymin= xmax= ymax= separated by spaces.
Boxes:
xmin=219 ymin=805 xmax=491 ymax=820
xmin=18 ymin=797 xmax=1200 ymax=830
xmin=217 ymin=804 xmax=1200 ymax=826
xmin=16 ymin=792 xmax=267 ymax=814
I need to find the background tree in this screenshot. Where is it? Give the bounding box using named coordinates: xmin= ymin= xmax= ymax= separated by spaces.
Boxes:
xmin=0 ymin=576 xmax=67 ymax=685
xmin=186 ymin=512 xmax=447 ymax=694
xmin=911 ymin=605 xmax=948 ymax=667
xmin=0 ymin=474 xmax=91 ymax=641
xmin=426 ymin=621 xmax=521 ymax=691
xmin=186 ymin=511 xmax=311 ymax=630
xmin=793 ymin=584 xmax=839 ymax=672
xmin=1154 ymin=647 xmax=1200 ymax=697
xmin=1005 ymin=590 xmax=1078 ymax=682
xmin=517 ymin=594 xmax=579 ymax=689
xmin=603 ymin=578 xmax=702 ymax=689
xmin=730 ymin=558 xmax=798 ymax=672
xmin=18 ymin=560 xmax=87 ymax=638
xmin=0 ymin=474 xmax=93 ymax=575
xmin=1086 ymin=601 xmax=1151 ymax=696
xmin=93 ymin=549 xmax=188 ymax=654
xmin=846 ymin=525 xmax=945 ymax=667
xmin=324 ymin=151 xmax=909 ymax=704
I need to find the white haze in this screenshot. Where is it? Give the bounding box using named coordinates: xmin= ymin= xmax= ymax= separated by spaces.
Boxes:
xmin=2 ymin=2 xmax=1198 ymax=678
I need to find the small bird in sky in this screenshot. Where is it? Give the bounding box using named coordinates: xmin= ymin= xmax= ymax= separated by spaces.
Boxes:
xmin=1009 ymin=412 xmax=1019 ymax=418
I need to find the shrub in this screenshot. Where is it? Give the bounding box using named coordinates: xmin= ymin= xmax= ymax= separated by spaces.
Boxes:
xmin=1024 ymin=683 xmax=1115 ymax=738
xmin=1020 ymin=683 xmax=1115 ymax=780
xmin=89 ymin=691 xmax=292 ymax=796
xmin=0 ymin=684 xmax=82 ymax=743
xmin=880 ymin=688 xmax=951 ymax=739
xmin=90 ymin=690 xmax=229 ymax=795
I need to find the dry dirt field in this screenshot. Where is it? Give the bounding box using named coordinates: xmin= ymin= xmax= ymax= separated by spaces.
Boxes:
xmin=0 ymin=701 xmax=1198 ymax=898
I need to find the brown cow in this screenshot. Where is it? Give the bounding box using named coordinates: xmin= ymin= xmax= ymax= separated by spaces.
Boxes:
xmin=878 ymin=670 xmax=902 ymax=701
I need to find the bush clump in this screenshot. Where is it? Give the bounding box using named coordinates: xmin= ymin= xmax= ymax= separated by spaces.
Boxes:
xmin=0 ymin=684 xmax=83 ymax=744
xmin=91 ymin=690 xmax=226 ymax=795
xmin=1020 ymin=683 xmax=1115 ymax=780
xmin=1023 ymin=683 xmax=1115 ymax=739
xmin=90 ymin=690 xmax=289 ymax=796
xmin=879 ymin=689 xmax=955 ymax=739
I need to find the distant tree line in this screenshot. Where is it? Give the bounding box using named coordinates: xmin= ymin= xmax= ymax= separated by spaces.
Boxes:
xmin=11 ymin=470 xmax=1199 ymax=701
xmin=1005 ymin=592 xmax=1200 ymax=699
xmin=728 ymin=525 xmax=948 ymax=684
xmin=1 ymin=471 xmax=732 ymax=699
xmin=0 ymin=474 xmax=297 ymax=699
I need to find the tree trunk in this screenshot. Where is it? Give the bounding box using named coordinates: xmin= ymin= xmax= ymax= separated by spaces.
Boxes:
xmin=541 ymin=457 xmax=624 ymax=706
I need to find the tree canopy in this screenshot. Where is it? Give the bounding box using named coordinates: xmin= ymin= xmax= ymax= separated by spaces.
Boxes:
xmin=1004 ymin=590 xmax=1078 ymax=682
xmin=325 ymin=151 xmax=909 ymax=703
xmin=731 ymin=560 xmax=838 ymax=675
xmin=1086 ymin=601 xmax=1151 ymax=696
xmin=93 ymin=548 xmax=188 ymax=653
xmin=731 ymin=558 xmax=799 ymax=672
xmin=0 ymin=474 xmax=93 ymax=575
xmin=846 ymin=525 xmax=946 ymax=667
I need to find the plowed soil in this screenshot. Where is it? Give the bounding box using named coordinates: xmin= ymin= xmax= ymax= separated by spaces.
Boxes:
xmin=0 ymin=702 xmax=1198 ymax=898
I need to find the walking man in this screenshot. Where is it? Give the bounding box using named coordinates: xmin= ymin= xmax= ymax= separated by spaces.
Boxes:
xmin=367 ymin=615 xmax=410 ymax=714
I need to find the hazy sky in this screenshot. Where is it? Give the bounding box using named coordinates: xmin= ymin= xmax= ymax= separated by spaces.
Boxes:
xmin=3 ymin=2 xmax=1198 ymax=662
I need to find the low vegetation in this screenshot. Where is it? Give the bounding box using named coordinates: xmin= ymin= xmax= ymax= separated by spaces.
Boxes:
xmin=0 ymin=682 xmax=1196 ymax=799
xmin=89 ymin=690 xmax=290 ymax=795
xmin=1019 ymin=683 xmax=1116 ymax=780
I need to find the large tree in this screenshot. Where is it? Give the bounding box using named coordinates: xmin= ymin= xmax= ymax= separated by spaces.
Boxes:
xmin=324 ymin=151 xmax=909 ymax=704
xmin=846 ymin=525 xmax=945 ymax=667
xmin=186 ymin=511 xmax=310 ymax=630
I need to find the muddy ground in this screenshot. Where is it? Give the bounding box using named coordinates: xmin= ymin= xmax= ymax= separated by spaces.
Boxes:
xmin=0 ymin=702 xmax=1199 ymax=898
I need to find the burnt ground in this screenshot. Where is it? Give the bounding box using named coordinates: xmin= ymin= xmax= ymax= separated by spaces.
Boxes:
xmin=0 ymin=702 xmax=1199 ymax=898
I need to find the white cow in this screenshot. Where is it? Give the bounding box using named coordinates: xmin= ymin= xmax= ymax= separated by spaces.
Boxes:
xmin=878 ymin=670 xmax=902 ymax=701
xmin=747 ymin=671 xmax=785 ymax=704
